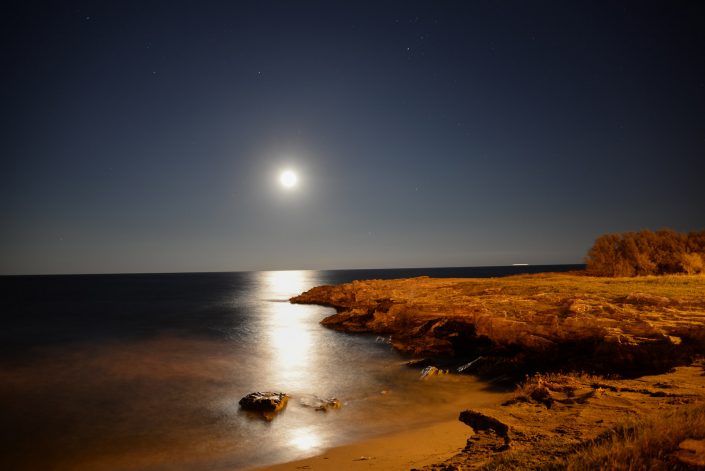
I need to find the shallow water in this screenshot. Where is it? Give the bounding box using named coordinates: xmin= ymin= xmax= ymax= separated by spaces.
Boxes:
xmin=0 ymin=266 xmax=580 ymax=470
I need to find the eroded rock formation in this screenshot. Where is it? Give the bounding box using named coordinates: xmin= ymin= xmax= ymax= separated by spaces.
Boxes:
xmin=291 ymin=274 xmax=705 ymax=377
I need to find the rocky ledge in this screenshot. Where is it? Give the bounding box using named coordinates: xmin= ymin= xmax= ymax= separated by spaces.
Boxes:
xmin=427 ymin=364 xmax=705 ymax=469
xmin=291 ymin=273 xmax=705 ymax=378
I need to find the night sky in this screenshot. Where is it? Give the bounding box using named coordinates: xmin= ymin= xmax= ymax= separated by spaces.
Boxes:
xmin=2 ymin=1 xmax=704 ymax=275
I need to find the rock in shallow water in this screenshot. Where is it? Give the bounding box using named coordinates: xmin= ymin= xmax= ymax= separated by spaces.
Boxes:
xmin=420 ymin=366 xmax=448 ymax=379
xmin=299 ymin=395 xmax=342 ymax=412
xmin=239 ymin=392 xmax=289 ymax=413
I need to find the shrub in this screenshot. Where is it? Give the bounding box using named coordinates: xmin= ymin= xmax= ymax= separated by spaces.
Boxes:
xmin=681 ymin=252 xmax=704 ymax=275
xmin=586 ymin=229 xmax=705 ymax=277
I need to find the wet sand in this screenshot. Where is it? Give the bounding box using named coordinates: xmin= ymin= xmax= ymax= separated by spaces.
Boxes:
xmin=253 ymin=418 xmax=474 ymax=470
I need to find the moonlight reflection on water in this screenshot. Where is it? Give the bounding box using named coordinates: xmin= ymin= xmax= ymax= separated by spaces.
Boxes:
xmin=0 ymin=269 xmax=512 ymax=470
xmin=259 ymin=271 xmax=317 ymax=390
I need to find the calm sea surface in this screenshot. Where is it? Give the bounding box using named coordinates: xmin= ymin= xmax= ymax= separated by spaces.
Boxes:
xmin=0 ymin=265 xmax=581 ymax=470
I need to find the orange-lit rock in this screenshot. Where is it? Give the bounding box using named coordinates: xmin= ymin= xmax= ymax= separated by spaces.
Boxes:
xmin=435 ymin=365 xmax=705 ymax=469
xmin=239 ymin=392 xmax=289 ymax=414
xmin=291 ymin=273 xmax=705 ymax=377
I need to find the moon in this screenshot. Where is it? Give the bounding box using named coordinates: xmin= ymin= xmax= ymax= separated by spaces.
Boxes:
xmin=279 ymin=169 xmax=298 ymax=189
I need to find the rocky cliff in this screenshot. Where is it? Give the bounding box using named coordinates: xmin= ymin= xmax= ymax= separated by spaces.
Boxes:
xmin=291 ymin=273 xmax=705 ymax=377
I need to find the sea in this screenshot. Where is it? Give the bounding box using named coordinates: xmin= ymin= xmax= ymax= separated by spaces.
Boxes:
xmin=0 ymin=264 xmax=582 ymax=470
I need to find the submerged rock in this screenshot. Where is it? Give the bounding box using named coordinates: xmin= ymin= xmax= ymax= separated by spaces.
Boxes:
xmin=420 ymin=366 xmax=448 ymax=379
xmin=299 ymin=395 xmax=342 ymax=412
xmin=239 ymin=392 xmax=289 ymax=414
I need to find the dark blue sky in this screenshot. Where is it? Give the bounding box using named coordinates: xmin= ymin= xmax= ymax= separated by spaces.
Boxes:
xmin=2 ymin=1 xmax=704 ymax=274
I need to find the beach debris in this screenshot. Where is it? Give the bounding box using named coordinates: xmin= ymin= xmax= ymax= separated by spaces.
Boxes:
xmin=457 ymin=356 xmax=485 ymax=373
xmin=299 ymin=395 xmax=342 ymax=412
xmin=420 ymin=366 xmax=448 ymax=380
xmin=239 ymin=392 xmax=289 ymax=414
xmin=352 ymin=456 xmax=373 ymax=461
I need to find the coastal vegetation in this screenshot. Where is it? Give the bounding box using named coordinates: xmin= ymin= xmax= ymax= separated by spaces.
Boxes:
xmin=586 ymin=229 xmax=705 ymax=277
xmin=558 ymin=402 xmax=705 ymax=470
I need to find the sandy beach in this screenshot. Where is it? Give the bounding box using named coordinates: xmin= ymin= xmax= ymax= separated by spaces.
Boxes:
xmin=253 ymin=363 xmax=705 ymax=471
xmin=253 ymin=418 xmax=474 ymax=470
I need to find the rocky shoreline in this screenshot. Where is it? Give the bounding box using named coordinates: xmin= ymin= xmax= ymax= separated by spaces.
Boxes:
xmin=290 ymin=272 xmax=705 ymax=469
xmin=291 ymin=273 xmax=705 ymax=378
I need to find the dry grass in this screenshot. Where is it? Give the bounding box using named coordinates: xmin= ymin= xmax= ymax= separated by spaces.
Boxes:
xmin=455 ymin=272 xmax=705 ymax=305
xmin=473 ymin=402 xmax=705 ymax=470
xmin=558 ymin=402 xmax=705 ymax=470
xmin=480 ymin=365 xmax=705 ymax=469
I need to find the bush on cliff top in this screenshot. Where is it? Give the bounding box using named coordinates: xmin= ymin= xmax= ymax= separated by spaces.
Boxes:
xmin=586 ymin=229 xmax=705 ymax=277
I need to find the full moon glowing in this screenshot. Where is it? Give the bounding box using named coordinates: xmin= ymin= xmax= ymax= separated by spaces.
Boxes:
xmin=279 ymin=169 xmax=298 ymax=189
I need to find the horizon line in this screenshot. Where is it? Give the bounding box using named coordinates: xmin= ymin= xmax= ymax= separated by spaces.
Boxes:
xmin=0 ymin=262 xmax=586 ymax=277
